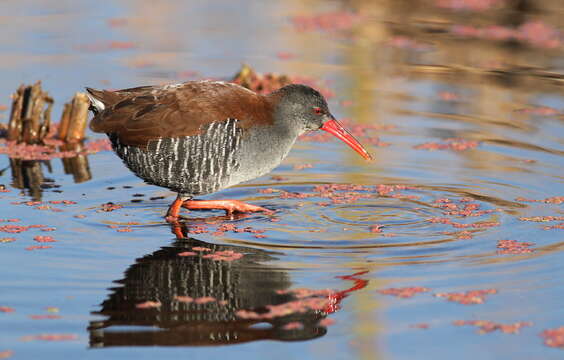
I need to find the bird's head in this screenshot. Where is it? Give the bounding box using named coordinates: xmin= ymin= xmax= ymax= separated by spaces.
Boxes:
xmin=272 ymin=84 xmax=372 ymax=161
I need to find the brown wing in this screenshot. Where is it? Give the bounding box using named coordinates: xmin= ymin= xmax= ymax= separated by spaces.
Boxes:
xmin=88 ymin=81 xmax=273 ymax=148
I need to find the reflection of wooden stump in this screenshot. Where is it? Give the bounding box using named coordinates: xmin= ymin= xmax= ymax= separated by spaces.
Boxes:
xmin=60 ymin=142 xmax=92 ymax=183
xmin=7 ymin=82 xmax=53 ymax=144
xmin=58 ymin=93 xmax=89 ymax=143
xmin=9 ymin=158 xmax=47 ymax=201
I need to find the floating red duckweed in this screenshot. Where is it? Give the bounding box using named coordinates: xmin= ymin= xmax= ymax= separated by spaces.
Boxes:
xmin=0 ymin=306 xmax=15 ymax=313
xmin=116 ymin=227 xmax=133 ymax=233
xmin=202 ymin=250 xmax=244 ymax=262
xmin=540 ymin=326 xmax=564 ymax=348
xmin=454 ymin=230 xmax=474 ymax=240
xmin=282 ymin=322 xmax=304 ymax=330
xmin=194 ymin=296 xmax=216 ymax=304
xmin=276 ymin=288 xmax=334 ymax=298
xmin=451 ymin=21 xmax=561 ymax=48
xmin=20 ymin=334 xmax=78 ymax=342
xmin=435 ymin=289 xmax=497 ymax=304
xmin=519 ymin=216 xmax=564 ymax=222
xmin=497 ymin=240 xmax=535 ymax=254
xmin=0 ymin=219 xmax=19 ymax=222
xmin=438 ymin=91 xmax=460 ymax=101
xmin=29 ymin=315 xmax=62 ymax=320
xmin=0 ymin=350 xmax=13 ymax=359
xmin=293 ymin=163 xmax=313 ymax=171
xmin=178 ymin=251 xmax=197 ymax=257
xmin=378 ymin=287 xmax=430 ymax=298
xmin=410 ymin=323 xmax=430 ymax=329
xmin=40 ymin=227 xmax=56 ymax=232
xmin=191 ymin=246 xmax=212 ymax=252
xmin=135 ymin=301 xmax=161 ymax=309
xmin=291 ymin=11 xmax=363 ymax=33
xmin=237 ymin=296 xmax=330 ymax=320
xmin=33 ymin=236 xmax=56 ymax=243
xmin=276 ymin=52 xmax=295 ymax=60
xmin=543 ymin=223 xmax=564 ymax=230
xmin=187 ymin=225 xmax=208 ymax=234
xmin=453 ymin=320 xmax=532 ymax=334
xmin=436 ymin=0 xmax=506 ymax=11
xmin=25 ymin=245 xmax=52 ymax=251
xmin=516 ymin=196 xmax=564 ymax=204
xmin=414 ymin=139 xmax=479 ymax=151
xmin=174 ymin=296 xmax=193 ymax=303
xmin=210 ymin=224 xmax=266 ymax=237
xmin=0 ymin=225 xmax=29 ymax=233
xmin=74 ymin=41 xmax=136 ymax=52
xmin=515 ymin=106 xmax=560 ymax=116
xmin=0 ymin=138 xmax=111 ymax=160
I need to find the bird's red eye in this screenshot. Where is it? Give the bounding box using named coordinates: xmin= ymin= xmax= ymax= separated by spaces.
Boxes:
xmin=313 ymin=107 xmax=323 ymax=115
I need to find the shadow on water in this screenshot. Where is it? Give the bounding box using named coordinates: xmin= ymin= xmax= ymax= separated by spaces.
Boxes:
xmin=7 ymin=142 xmax=92 ymax=200
xmin=88 ymin=221 xmax=333 ymax=347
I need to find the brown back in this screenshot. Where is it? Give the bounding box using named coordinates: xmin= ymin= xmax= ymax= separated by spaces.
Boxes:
xmin=89 ymin=81 xmax=274 ymax=148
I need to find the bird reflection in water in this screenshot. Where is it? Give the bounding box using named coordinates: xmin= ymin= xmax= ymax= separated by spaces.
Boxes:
xmin=89 ymin=220 xmax=369 ymax=347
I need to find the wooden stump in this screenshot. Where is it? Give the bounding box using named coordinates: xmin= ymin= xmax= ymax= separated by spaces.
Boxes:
xmin=7 ymin=81 xmax=53 ymax=144
xmin=58 ymin=92 xmax=89 ymax=143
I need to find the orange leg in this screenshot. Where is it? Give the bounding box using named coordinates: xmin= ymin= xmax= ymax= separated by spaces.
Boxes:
xmin=181 ymin=199 xmax=273 ymax=216
xmin=165 ymin=197 xmax=185 ymax=222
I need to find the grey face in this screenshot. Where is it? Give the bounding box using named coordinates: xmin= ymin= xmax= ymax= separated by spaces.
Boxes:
xmin=274 ymin=84 xmax=333 ymax=133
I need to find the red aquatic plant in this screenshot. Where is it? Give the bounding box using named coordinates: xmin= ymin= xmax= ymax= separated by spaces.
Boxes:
xmin=25 ymin=245 xmax=52 ymax=251
xmin=29 ymin=315 xmax=62 ymax=320
xmin=291 ymin=11 xmax=363 ymax=33
xmin=414 ymin=138 xmax=479 ymax=151
xmin=543 ymin=223 xmax=564 ymax=230
xmin=282 ymin=322 xmax=304 ymax=330
xmin=519 ymin=216 xmax=564 ymax=222
xmin=20 ymin=334 xmax=78 ymax=341
xmin=378 ymin=287 xmax=430 ymax=298
xmin=33 ymin=236 xmax=56 ymax=243
xmin=540 ymin=326 xmax=564 ymax=348
xmin=436 ymin=0 xmax=506 ymax=11
xmin=453 ymin=320 xmax=531 ymax=334
xmin=497 ymin=239 xmax=535 ymax=254
xmin=435 ymin=288 xmax=497 ymax=304
xmin=135 ymin=301 xmax=161 ymax=309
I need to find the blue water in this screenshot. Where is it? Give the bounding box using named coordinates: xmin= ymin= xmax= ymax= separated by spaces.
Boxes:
xmin=1 ymin=1 xmax=563 ymax=359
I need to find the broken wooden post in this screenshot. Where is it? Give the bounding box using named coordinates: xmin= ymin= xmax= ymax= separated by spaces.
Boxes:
xmin=7 ymin=81 xmax=53 ymax=144
xmin=231 ymin=64 xmax=292 ymax=94
xmin=58 ymin=92 xmax=89 ymax=143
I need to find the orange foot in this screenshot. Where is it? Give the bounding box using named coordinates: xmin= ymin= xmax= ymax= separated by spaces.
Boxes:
xmin=182 ymin=199 xmax=274 ymax=216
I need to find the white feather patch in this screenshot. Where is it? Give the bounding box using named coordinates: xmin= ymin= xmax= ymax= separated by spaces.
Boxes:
xmin=86 ymin=93 xmax=105 ymax=111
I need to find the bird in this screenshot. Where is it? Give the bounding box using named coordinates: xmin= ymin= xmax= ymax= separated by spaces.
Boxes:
xmin=86 ymin=80 xmax=372 ymax=221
